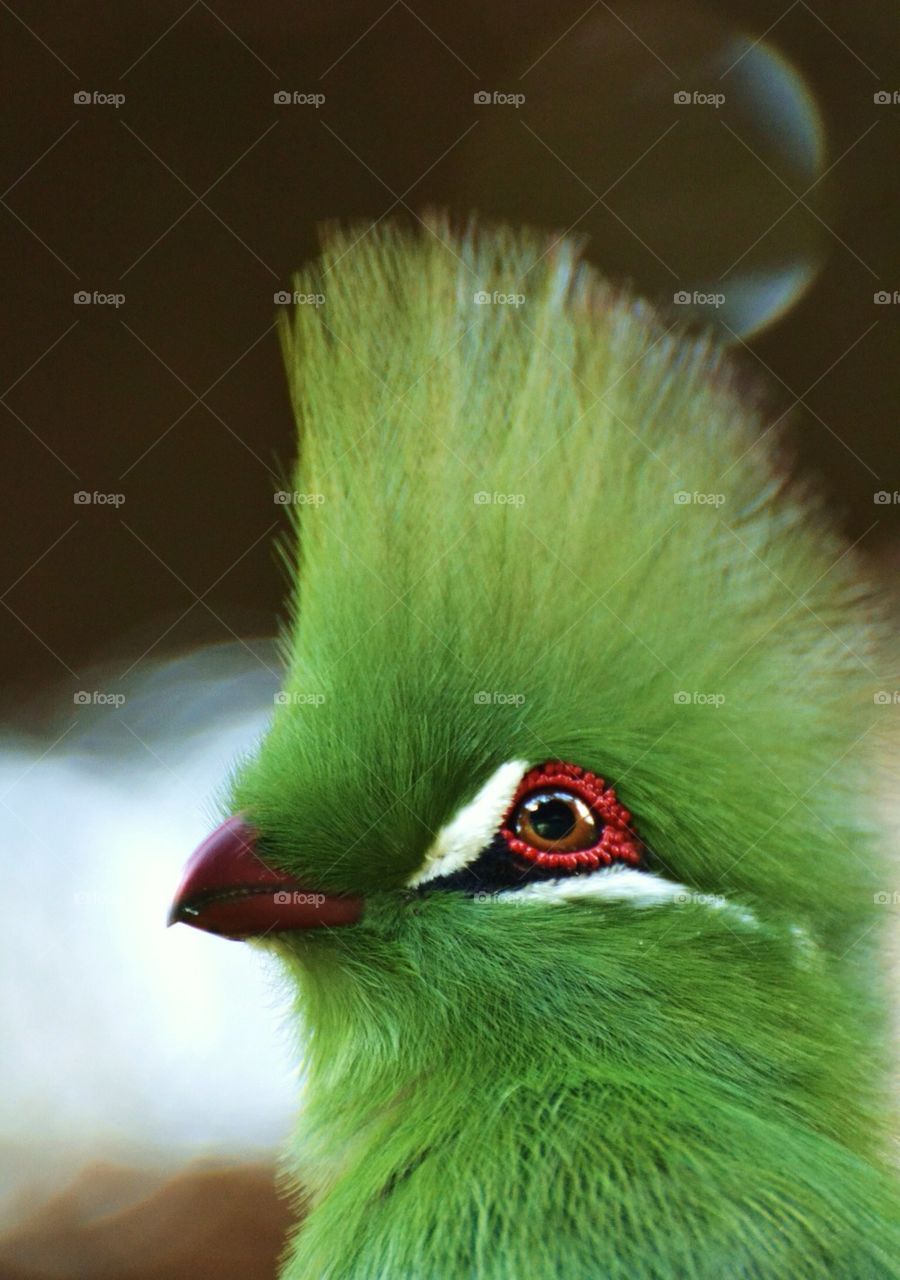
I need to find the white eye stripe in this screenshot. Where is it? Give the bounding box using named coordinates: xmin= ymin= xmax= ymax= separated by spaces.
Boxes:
xmin=407 ymin=759 xmax=529 ymax=888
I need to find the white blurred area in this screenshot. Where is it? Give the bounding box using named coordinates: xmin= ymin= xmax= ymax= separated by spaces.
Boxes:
xmin=0 ymin=643 xmax=297 ymax=1229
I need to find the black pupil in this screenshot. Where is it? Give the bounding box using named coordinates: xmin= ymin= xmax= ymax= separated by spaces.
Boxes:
xmin=529 ymin=797 xmax=576 ymax=841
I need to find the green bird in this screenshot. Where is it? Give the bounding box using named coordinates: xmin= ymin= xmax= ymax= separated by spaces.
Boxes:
xmin=170 ymin=219 xmax=900 ymax=1279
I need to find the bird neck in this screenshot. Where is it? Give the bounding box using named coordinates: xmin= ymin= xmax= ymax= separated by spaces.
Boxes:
xmin=274 ymin=911 xmax=900 ymax=1280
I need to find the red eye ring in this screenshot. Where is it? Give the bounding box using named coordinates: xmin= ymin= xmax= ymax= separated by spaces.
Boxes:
xmin=500 ymin=762 xmax=643 ymax=871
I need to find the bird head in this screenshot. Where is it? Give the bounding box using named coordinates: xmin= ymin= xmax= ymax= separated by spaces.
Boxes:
xmin=169 ymin=220 xmax=899 ymax=1277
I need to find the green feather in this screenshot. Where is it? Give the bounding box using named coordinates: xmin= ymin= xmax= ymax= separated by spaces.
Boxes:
xmin=228 ymin=217 xmax=900 ymax=1278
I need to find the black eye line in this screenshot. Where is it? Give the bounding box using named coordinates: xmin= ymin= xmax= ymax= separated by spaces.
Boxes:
xmin=411 ymin=833 xmax=559 ymax=895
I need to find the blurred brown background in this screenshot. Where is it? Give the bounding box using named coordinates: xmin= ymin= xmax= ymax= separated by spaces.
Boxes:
xmin=2 ymin=0 xmax=900 ymax=721
xmin=2 ymin=2 xmax=900 ymax=1275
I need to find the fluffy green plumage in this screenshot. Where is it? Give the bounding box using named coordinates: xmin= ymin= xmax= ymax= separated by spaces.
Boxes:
xmin=229 ymin=219 xmax=899 ymax=1277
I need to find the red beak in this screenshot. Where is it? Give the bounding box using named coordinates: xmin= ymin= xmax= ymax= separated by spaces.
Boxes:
xmin=168 ymin=815 xmax=363 ymax=940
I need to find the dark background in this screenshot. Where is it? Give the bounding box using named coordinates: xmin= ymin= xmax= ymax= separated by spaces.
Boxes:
xmin=3 ymin=0 xmax=900 ymax=717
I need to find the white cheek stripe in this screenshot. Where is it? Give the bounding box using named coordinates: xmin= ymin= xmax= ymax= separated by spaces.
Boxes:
xmin=498 ymin=866 xmax=757 ymax=926
xmin=407 ymin=759 xmax=529 ymax=888
xmin=501 ymin=866 xmax=695 ymax=907
xmin=501 ymin=869 xmax=818 ymax=960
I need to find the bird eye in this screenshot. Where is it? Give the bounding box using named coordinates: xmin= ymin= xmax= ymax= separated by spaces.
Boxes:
xmin=513 ymin=790 xmax=597 ymax=852
xmin=500 ymin=762 xmax=643 ymax=871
